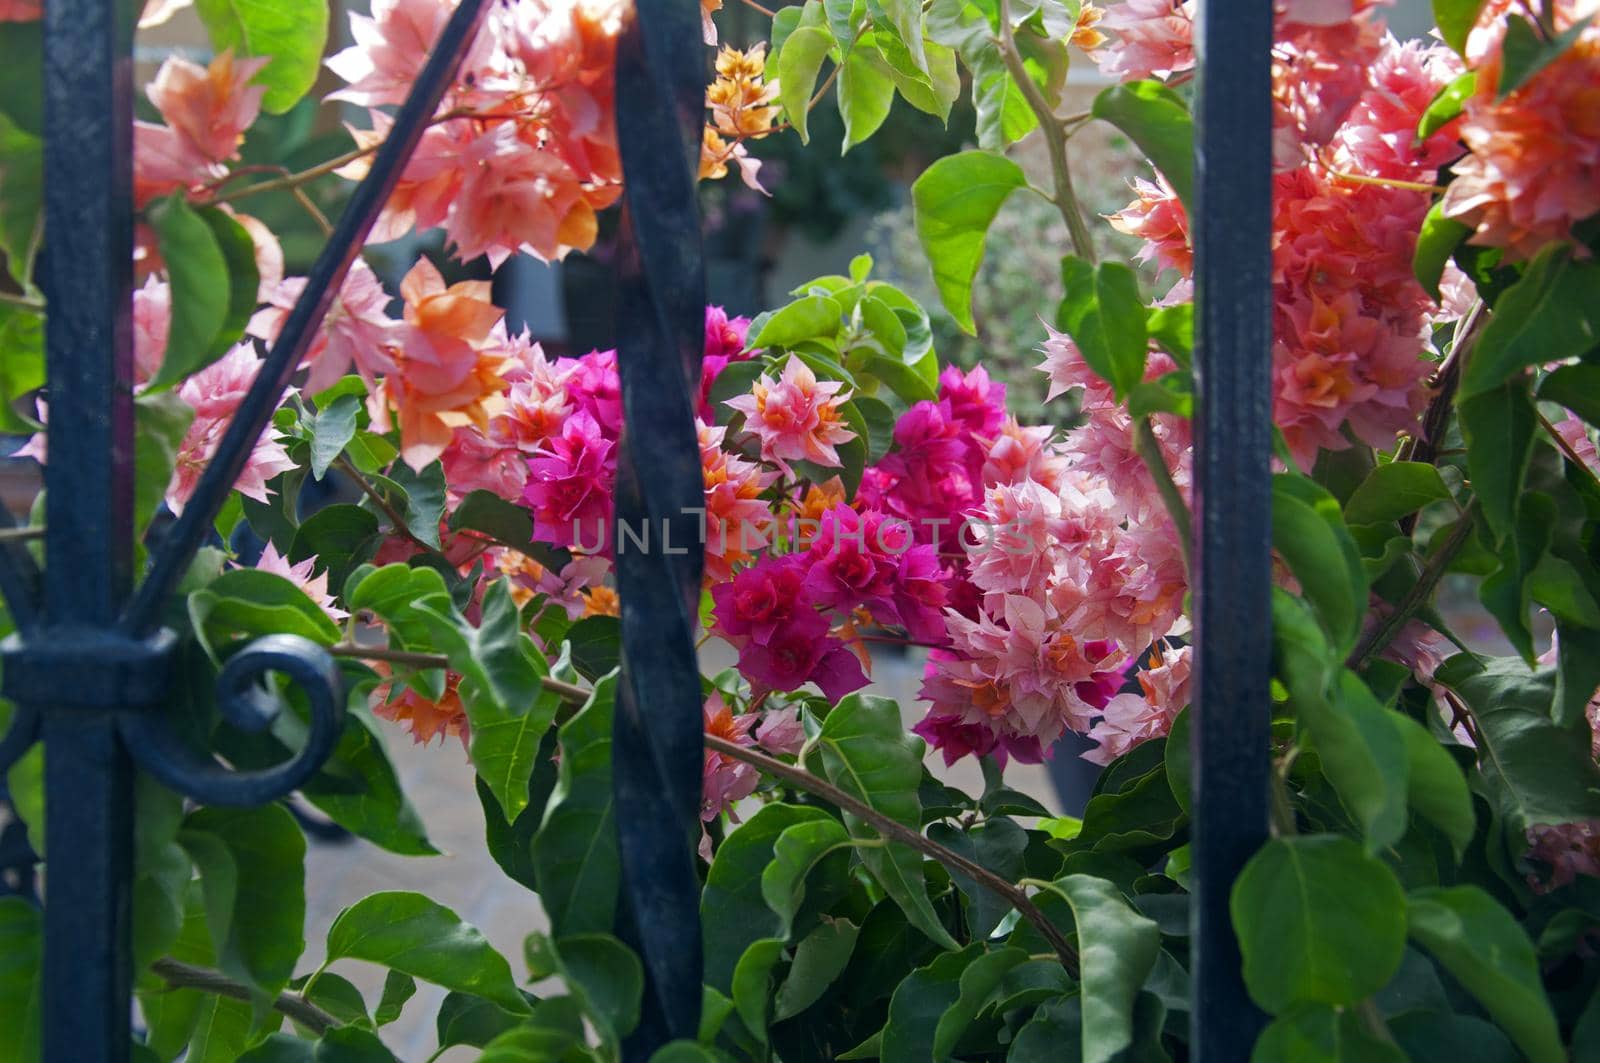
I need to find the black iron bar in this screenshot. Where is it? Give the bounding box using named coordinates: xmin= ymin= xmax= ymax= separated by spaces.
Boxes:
xmin=122 ymin=0 xmax=492 ymax=638
xmin=37 ymin=0 xmax=137 ymax=1056
xmin=1189 ymin=0 xmax=1274 ymax=1055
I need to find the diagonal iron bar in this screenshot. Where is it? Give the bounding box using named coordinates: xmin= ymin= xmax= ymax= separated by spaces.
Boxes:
xmin=122 ymin=0 xmax=492 ymax=638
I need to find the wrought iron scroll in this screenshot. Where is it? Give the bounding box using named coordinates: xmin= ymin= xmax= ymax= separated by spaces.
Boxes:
xmin=1190 ymin=0 xmax=1274 ymax=1055
xmin=610 ymin=0 xmax=710 ymax=1053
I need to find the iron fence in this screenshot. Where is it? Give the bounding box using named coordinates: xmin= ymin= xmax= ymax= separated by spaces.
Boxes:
xmin=0 ymin=0 xmax=1272 ymax=1058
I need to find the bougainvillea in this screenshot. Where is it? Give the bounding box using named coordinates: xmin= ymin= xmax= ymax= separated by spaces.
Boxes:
xmin=4 ymin=0 xmax=1600 ymax=1057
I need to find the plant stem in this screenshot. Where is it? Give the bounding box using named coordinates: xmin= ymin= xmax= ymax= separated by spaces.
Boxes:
xmin=150 ymin=957 xmax=339 ymax=1036
xmin=737 ymin=0 xmax=777 ymax=16
xmin=1328 ymin=171 xmax=1444 ymax=195
xmin=0 ymin=290 xmax=43 ymax=311
xmin=0 ymin=526 xmax=43 ymax=544
xmin=332 ymin=455 xmax=439 ymax=557
xmin=328 ymin=642 xmax=593 ymax=703
xmin=1348 ymin=499 xmax=1478 ymax=670
xmin=1134 ymin=416 xmax=1192 ymax=573
xmin=704 ymin=733 xmax=1080 ymax=974
xmin=996 ymin=0 xmax=1097 ymax=264
xmin=1537 ymin=407 xmax=1600 ymax=493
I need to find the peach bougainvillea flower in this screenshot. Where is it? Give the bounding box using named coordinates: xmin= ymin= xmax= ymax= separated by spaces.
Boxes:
xmin=1085 ymin=642 xmax=1193 ymax=764
xmin=448 ymin=123 xmax=597 ymax=265
xmin=134 ymin=50 xmax=268 ymax=204
xmin=725 ymin=356 xmax=856 ymax=476
xmin=373 ymin=668 xmax=470 ymax=749
xmin=1440 ymin=2 xmax=1600 ymax=260
xmin=250 ymin=543 xmax=350 ymax=623
xmin=168 ymin=345 xmax=298 ymax=515
xmin=1107 ymin=174 xmax=1191 ymax=275
xmin=0 ymin=0 xmax=41 ymax=21
xmin=326 ymin=0 xmax=459 ymax=109
xmin=699 ymin=420 xmax=778 ymax=583
xmin=1093 ymin=0 xmax=1195 ymax=82
xmin=700 ymin=693 xmax=760 ymax=823
xmin=373 ymin=258 xmax=510 ymax=471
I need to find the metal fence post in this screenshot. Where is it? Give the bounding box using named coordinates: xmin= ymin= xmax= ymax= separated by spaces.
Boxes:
xmin=1189 ymin=0 xmax=1275 ymax=1055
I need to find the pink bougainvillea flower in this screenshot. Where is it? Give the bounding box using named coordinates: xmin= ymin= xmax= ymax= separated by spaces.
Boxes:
xmin=0 ymin=0 xmax=41 ymax=21
xmin=249 ymin=543 xmax=350 ymax=622
xmin=558 ymin=347 xmax=624 ymax=435
xmin=700 ymin=420 xmax=777 ymax=583
xmin=1553 ymin=413 xmax=1600 ymax=477
xmin=447 ymin=123 xmax=597 ymax=266
xmin=699 ymin=305 xmax=754 ymax=419
xmin=756 ymin=707 xmax=805 ymax=755
xmin=711 ymin=554 xmax=814 ymax=646
xmin=1093 ymin=0 xmax=1195 ymax=81
xmin=725 ymin=356 xmax=856 ymax=476
xmin=523 ymin=410 xmax=616 ymax=552
xmin=133 ymin=276 xmax=172 ymax=387
xmin=1440 ymin=5 xmax=1600 ymax=260
xmin=701 ymin=693 xmax=759 ymax=822
xmin=441 ymin=424 xmax=530 ymax=504
xmin=1085 ymin=642 xmax=1192 ymax=764
xmin=249 ymin=258 xmax=400 ymax=393
xmin=340 ymin=112 xmax=470 ymax=245
xmin=1108 ymin=174 xmax=1191 ymax=275
xmin=167 ymin=345 xmax=297 ymax=515
xmin=326 ymin=0 xmax=459 ymax=108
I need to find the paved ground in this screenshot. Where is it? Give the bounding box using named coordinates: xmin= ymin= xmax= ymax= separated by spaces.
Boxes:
xmin=299 ymin=643 xmax=1066 ymax=1059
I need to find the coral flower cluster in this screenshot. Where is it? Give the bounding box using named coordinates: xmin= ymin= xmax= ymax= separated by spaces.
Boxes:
xmin=1097 ymin=5 xmax=1469 ymax=464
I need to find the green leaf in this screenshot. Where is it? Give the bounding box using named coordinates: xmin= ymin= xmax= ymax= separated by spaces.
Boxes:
xmin=148 ymin=194 xmax=231 ymax=389
xmin=1272 ymin=474 xmax=1368 ymax=654
xmin=188 ymin=568 xmax=343 ymax=656
xmin=415 ymin=581 xmax=559 ymax=821
xmin=0 ymin=111 xmax=41 ymax=291
xmin=930 ymin=946 xmax=1028 ymax=1059
xmin=775 ymin=917 xmax=860 ymax=1021
xmin=1007 ymin=995 xmax=1082 ymax=1061
xmin=1302 ymin=669 xmax=1409 ymax=851
xmin=927 ymin=819 xmax=1028 ymax=939
xmin=839 ymin=46 xmax=896 ymax=151
xmin=1459 ymin=378 xmax=1537 ymax=543
xmin=751 ymin=296 xmax=844 ymax=349
xmin=198 ymin=206 xmax=260 ymax=361
xmin=0 ymin=21 xmax=42 ymax=136
xmin=1413 ymin=200 xmax=1472 ymax=302
xmin=194 ymin=0 xmax=331 ymax=113
xmin=760 ymin=816 xmax=853 ymax=937
xmin=731 ymin=936 xmax=786 ymax=1040
xmin=777 ymin=27 xmax=835 ymax=145
xmin=1407 ymin=886 xmax=1563 ymax=1063
xmin=183 ymin=804 xmax=307 ymax=997
xmin=448 ymin=489 xmax=570 ymax=572
xmin=1253 ymin=1002 xmax=1407 ymax=1062
xmin=871 ymin=0 xmax=928 ymax=74
xmin=308 ymin=393 xmax=362 ymax=480
xmin=531 ymin=672 xmax=620 ymax=938
xmin=1146 ymin=303 xmax=1193 ymax=368
xmin=1434 ymin=654 xmax=1600 ymax=832
xmin=435 ymin=991 xmax=524 ymax=1050
xmin=1459 ymin=249 xmax=1600 ymax=399
xmin=1394 ymin=712 xmax=1475 ymax=860
xmin=1343 ymin=461 xmax=1452 ymax=526
xmin=345 ymin=562 xmax=450 ymax=653
xmin=1390 ymin=1012 xmax=1522 ymax=1063
xmin=0 ymin=303 xmax=43 ymax=433
xmin=289 ymin=505 xmax=381 ymax=595
xmin=375 ymin=970 xmax=416 ymax=1026
xmin=1055 ymin=257 xmax=1150 ymax=401
xmin=1232 ymin=835 xmax=1406 ymax=1014
xmin=1497 ymin=13 xmax=1594 ymax=98
xmin=381 ymin=461 xmax=448 ymax=549
xmin=816 ymin=693 xmax=959 ymax=950
xmin=525 ymin=932 xmax=643 ymax=1048
xmin=911 ymin=150 xmax=1029 ymax=334
xmin=134 ymin=390 xmax=196 ymax=543
xmin=880 ymin=945 xmax=981 ymax=1063
xmin=0 ymin=899 xmax=41 ymax=1063
xmin=476 ymin=999 xmax=588 ymax=1063
xmin=324 ymin=891 xmax=531 ymax=1015
xmin=1416 ymin=70 xmax=1476 ymax=143
xmin=1032 ymin=875 xmax=1161 ymax=1063
xmin=1091 ymin=80 xmax=1194 ymax=209
xmin=236 ymin=1028 xmax=398 ymax=1063
xmin=704 ymin=803 xmax=835 ymax=989
xmin=1539 ymin=363 xmax=1600 ymax=427
xmin=1434 ymin=0 xmax=1488 ymax=53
